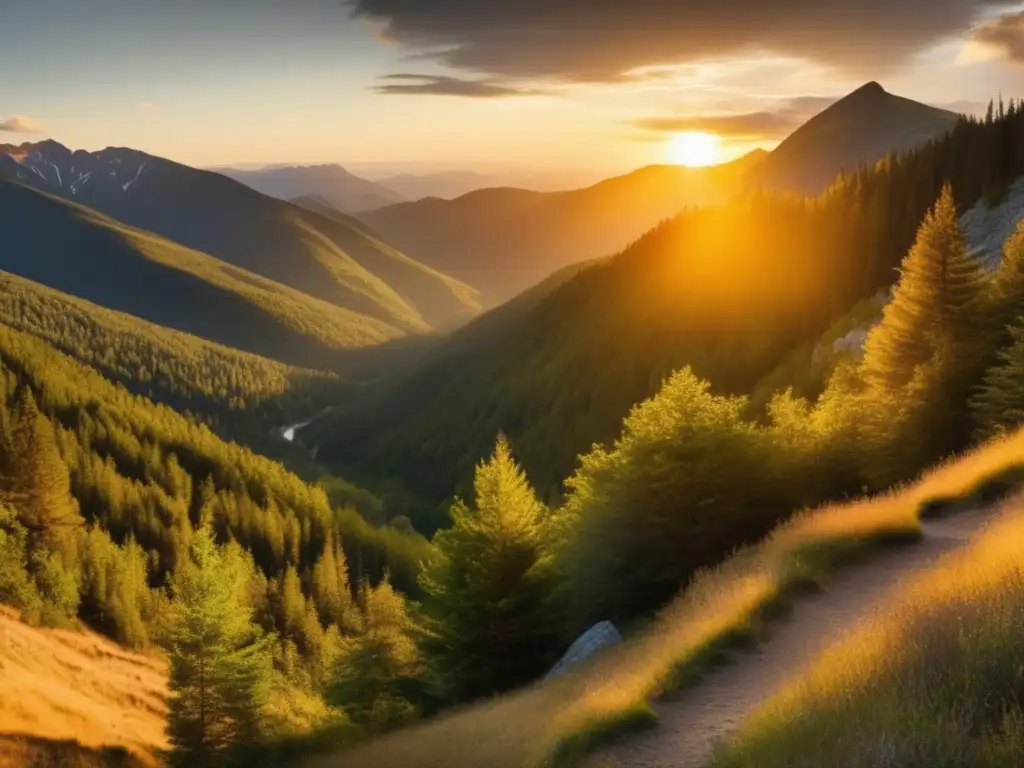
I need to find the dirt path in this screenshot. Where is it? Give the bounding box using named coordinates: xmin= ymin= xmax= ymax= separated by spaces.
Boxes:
xmin=588 ymin=507 xmax=995 ymax=768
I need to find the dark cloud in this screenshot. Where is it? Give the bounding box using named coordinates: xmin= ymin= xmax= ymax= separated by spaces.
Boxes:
xmin=374 ymin=73 xmax=541 ymax=97
xmin=0 ymin=115 xmax=42 ymax=133
xmin=969 ymin=10 xmax=1024 ymax=62
xmin=346 ymin=0 xmax=1006 ymax=82
xmin=633 ymin=97 xmax=837 ymax=141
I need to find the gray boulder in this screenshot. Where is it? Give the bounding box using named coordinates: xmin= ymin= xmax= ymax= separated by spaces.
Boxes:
xmin=545 ymin=620 xmax=621 ymax=680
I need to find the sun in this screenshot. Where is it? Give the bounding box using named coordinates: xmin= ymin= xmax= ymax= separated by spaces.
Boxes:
xmin=667 ymin=131 xmax=722 ymax=167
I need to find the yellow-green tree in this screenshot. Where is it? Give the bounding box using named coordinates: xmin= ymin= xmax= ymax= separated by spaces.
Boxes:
xmin=164 ymin=521 xmax=274 ymax=766
xmin=418 ymin=436 xmax=554 ymax=702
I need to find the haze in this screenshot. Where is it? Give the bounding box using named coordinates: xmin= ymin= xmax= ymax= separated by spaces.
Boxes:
xmin=3 ymin=1 xmax=1022 ymax=180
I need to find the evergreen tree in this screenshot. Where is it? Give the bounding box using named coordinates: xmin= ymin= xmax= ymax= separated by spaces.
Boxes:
xmin=164 ymin=521 xmax=274 ymax=767
xmin=859 ymin=184 xmax=988 ymax=476
xmin=311 ymin=536 xmax=358 ymax=633
xmin=6 ymin=389 xmax=83 ymax=557
xmin=418 ymin=436 xmax=554 ymax=702
xmin=328 ymin=579 xmax=419 ymax=726
xmin=970 ymin=321 xmax=1024 ymax=439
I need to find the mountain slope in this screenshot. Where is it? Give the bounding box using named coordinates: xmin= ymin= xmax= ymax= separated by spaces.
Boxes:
xmin=307 ymin=110 xmax=1024 ymax=511
xmin=0 ymin=180 xmax=404 ymax=369
xmin=0 ymin=606 xmax=168 ymax=768
xmin=0 ymin=270 xmax=341 ymax=431
xmin=219 ymin=163 xmax=406 ymax=212
xmin=0 ymin=142 xmax=479 ymax=331
xmin=749 ymin=82 xmax=958 ymax=194
xmin=359 ymin=154 xmax=763 ymax=304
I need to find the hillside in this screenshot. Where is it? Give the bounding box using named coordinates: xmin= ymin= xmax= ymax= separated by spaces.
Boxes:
xmin=0 ymin=142 xmax=479 ymax=331
xmin=0 ymin=270 xmax=342 ymax=432
xmin=749 ymin=82 xmax=958 ymax=194
xmin=0 ymin=607 xmax=168 ymax=768
xmin=0 ymin=180 xmax=408 ymax=370
xmin=306 ymin=107 xmax=1024 ymax=511
xmin=358 ymin=153 xmax=763 ymax=304
xmin=220 ymin=163 xmax=406 ymax=212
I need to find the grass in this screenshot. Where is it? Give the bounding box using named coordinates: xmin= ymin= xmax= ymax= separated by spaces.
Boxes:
xmin=710 ymin=498 xmax=1024 ymax=768
xmin=301 ymin=429 xmax=1024 ymax=768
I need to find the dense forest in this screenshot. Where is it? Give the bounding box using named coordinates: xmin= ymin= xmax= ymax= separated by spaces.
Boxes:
xmin=308 ymin=101 xmax=1024 ymax=519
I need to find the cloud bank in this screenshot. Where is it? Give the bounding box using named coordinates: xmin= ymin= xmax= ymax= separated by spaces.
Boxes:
xmin=374 ymin=73 xmax=540 ymax=97
xmin=347 ymin=0 xmax=1007 ymax=83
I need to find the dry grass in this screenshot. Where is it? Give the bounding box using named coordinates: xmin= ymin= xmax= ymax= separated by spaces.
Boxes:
xmin=303 ymin=430 xmax=1024 ymax=768
xmin=712 ymin=499 xmax=1024 ymax=768
xmin=0 ymin=607 xmax=168 ymax=767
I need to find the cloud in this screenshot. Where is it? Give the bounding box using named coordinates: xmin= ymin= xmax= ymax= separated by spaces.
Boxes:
xmin=0 ymin=114 xmax=43 ymax=133
xmin=345 ymin=0 xmax=1006 ymax=82
xmin=967 ymin=9 xmax=1024 ymax=63
xmin=633 ymin=96 xmax=837 ymax=141
xmin=373 ymin=73 xmax=542 ymax=97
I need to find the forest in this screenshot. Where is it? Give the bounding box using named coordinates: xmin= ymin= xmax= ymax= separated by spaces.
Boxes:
xmin=309 ymin=99 xmax=1024 ymax=517
xmin=4 ymin=104 xmax=1024 ymax=766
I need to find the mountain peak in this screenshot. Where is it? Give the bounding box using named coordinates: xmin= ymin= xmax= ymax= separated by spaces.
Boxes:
xmin=853 ymin=81 xmax=886 ymax=97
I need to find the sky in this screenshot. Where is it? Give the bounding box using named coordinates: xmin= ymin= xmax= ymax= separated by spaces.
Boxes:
xmin=3 ymin=1 xmax=1024 ymax=179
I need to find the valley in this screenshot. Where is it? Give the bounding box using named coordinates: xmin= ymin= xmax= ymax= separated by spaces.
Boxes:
xmin=4 ymin=9 xmax=1024 ymax=764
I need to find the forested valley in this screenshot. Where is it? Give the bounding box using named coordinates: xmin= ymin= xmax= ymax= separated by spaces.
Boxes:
xmin=5 ymin=100 xmax=1024 ymax=768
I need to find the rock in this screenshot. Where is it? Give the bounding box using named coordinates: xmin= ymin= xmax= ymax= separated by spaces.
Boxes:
xmin=545 ymin=621 xmax=621 ymax=680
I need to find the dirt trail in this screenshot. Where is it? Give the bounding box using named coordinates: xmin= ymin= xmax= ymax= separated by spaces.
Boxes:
xmin=589 ymin=507 xmax=995 ymax=768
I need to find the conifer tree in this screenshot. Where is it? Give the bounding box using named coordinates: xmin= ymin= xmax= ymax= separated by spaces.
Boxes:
xmin=859 ymin=184 xmax=988 ymax=474
xmin=970 ymin=320 xmax=1024 ymax=439
xmin=328 ymin=578 xmax=419 ymax=726
xmin=862 ymin=184 xmax=985 ymax=390
xmin=311 ymin=536 xmax=358 ymax=632
xmin=6 ymin=389 xmax=83 ymax=557
xmin=164 ymin=521 xmax=274 ymax=767
xmin=418 ymin=436 xmax=554 ymax=702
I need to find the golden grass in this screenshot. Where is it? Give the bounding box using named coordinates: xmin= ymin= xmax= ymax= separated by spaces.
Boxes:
xmin=0 ymin=606 xmax=168 ymax=767
xmin=304 ymin=430 xmax=1024 ymax=768
xmin=712 ymin=499 xmax=1024 ymax=768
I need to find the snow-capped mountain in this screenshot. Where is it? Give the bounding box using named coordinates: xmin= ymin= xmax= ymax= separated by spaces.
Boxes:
xmin=0 ymin=140 xmax=151 ymax=200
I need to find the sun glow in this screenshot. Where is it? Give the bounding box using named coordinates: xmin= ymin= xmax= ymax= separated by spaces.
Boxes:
xmin=667 ymin=131 xmax=722 ymax=167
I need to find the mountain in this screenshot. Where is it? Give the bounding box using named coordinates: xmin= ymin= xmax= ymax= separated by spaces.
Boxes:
xmin=306 ymin=110 xmax=1024 ymax=514
xmin=372 ymin=170 xmax=496 ymax=201
xmin=749 ymin=82 xmax=958 ymax=194
xmin=218 ymin=163 xmax=406 ymax=212
xmin=0 ymin=141 xmax=480 ymax=331
xmin=358 ymin=153 xmax=764 ymax=305
xmin=0 ymin=180 xmax=407 ymax=369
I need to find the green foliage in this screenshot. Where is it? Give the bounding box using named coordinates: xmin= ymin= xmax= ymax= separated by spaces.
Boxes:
xmin=164 ymin=521 xmax=276 ymax=767
xmin=0 ymin=271 xmax=342 ymax=438
xmin=970 ymin=322 xmax=1024 ymax=439
xmin=328 ymin=579 xmax=421 ymax=728
xmin=418 ymin=436 xmax=556 ymax=702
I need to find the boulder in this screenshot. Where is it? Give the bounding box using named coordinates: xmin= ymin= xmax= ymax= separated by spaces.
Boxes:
xmin=545 ymin=621 xmax=621 ymax=680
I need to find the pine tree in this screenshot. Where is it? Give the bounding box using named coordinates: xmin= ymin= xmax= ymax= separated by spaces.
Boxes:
xmin=6 ymin=389 xmax=83 ymax=557
xmin=859 ymin=184 xmax=988 ymax=478
xmin=328 ymin=578 xmax=419 ymax=726
xmin=970 ymin=321 xmax=1024 ymax=439
xmin=862 ymin=184 xmax=985 ymax=389
xmin=418 ymin=436 xmax=554 ymax=702
xmin=164 ymin=521 xmax=274 ymax=767
xmin=311 ymin=536 xmax=358 ymax=633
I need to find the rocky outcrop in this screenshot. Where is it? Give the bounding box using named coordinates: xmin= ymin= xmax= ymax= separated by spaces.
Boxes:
xmin=545 ymin=621 xmax=622 ymax=680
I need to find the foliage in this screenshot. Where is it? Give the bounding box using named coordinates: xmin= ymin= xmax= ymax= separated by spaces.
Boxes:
xmin=164 ymin=521 xmax=275 ymax=766
xmin=418 ymin=436 xmax=556 ymax=702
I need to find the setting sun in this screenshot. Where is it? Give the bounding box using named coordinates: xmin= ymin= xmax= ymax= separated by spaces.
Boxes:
xmin=667 ymin=131 xmax=722 ymax=167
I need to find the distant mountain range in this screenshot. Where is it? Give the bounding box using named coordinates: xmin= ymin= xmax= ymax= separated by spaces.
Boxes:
xmin=357 ymin=154 xmax=764 ymax=305
xmin=215 ymin=163 xmax=406 ymax=212
xmin=749 ymin=82 xmax=958 ymax=194
xmin=0 ymin=141 xmax=480 ymax=334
